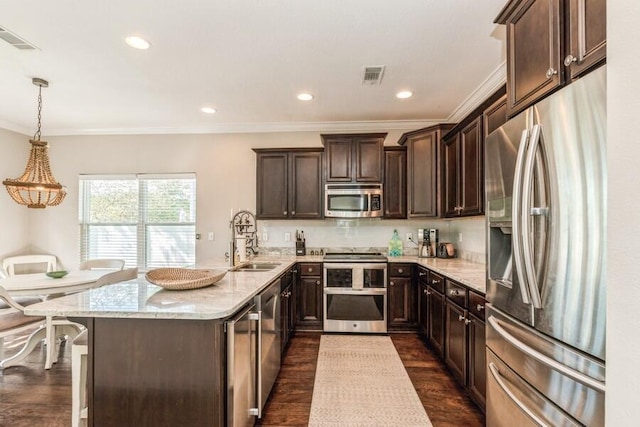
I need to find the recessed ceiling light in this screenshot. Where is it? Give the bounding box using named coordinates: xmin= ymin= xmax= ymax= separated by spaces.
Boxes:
xmin=201 ymin=107 xmax=217 ymax=114
xmin=125 ymin=36 xmax=151 ymax=50
xmin=396 ymin=91 xmax=413 ymax=99
xmin=297 ymin=93 xmax=314 ymax=101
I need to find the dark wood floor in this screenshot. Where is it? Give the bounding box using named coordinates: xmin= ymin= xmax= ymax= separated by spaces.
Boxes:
xmin=0 ymin=331 xmax=484 ymax=426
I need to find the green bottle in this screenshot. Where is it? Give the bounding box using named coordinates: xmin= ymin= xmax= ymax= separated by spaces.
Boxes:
xmin=388 ymin=229 xmax=403 ymax=257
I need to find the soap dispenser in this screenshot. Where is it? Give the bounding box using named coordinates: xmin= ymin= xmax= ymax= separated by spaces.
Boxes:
xmin=388 ymin=229 xmax=403 ymax=257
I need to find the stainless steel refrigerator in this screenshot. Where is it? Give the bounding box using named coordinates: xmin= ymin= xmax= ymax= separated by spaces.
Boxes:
xmin=485 ymin=65 xmax=606 ymax=426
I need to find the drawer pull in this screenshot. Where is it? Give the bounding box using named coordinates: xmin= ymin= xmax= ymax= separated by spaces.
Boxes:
xmin=431 ymin=279 xmax=441 ymax=285
xmin=450 ymin=289 xmax=460 ymax=297
xmin=398 ymin=268 xmax=403 ymax=273
xmin=476 ymin=304 xmax=485 ymax=312
xmin=458 ymin=314 xmax=465 ymax=322
xmin=419 ymin=272 xmax=427 ymax=277
xmin=316 ymin=280 xmax=321 ymax=285
xmin=308 ymin=267 xmax=313 ymax=273
xmin=390 ymin=281 xmax=395 ymax=287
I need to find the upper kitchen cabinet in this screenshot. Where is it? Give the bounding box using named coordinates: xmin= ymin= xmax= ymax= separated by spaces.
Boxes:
xmin=398 ymin=124 xmax=454 ymax=218
xmin=442 ymin=118 xmax=483 ymax=217
xmin=383 ymin=147 xmax=407 ymax=219
xmin=254 ymin=148 xmax=323 ymax=220
xmin=483 ymin=94 xmax=508 ymax=138
xmin=496 ymin=0 xmax=606 ymax=116
xmin=322 ymin=133 xmax=386 ymax=183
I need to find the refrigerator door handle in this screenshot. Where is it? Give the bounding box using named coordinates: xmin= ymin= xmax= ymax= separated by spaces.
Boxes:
xmin=488 ymin=362 xmax=550 ymax=427
xmin=488 ymin=316 xmax=606 ymax=393
xmin=512 ymin=129 xmax=532 ymax=305
xmin=248 ymin=310 xmax=262 ymax=417
xmin=521 ymin=124 xmax=544 ymax=308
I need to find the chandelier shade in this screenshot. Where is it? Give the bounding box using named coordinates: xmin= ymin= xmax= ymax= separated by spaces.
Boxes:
xmin=3 ymin=78 xmax=66 ymax=209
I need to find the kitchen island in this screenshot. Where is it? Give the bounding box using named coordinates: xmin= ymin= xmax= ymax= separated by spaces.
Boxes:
xmin=24 ymin=254 xmax=485 ymax=426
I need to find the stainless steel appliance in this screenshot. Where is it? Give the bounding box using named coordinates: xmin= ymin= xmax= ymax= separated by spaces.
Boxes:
xmin=226 ymin=279 xmax=281 ymax=426
xmin=324 ymin=183 xmax=383 ymax=218
xmin=485 ymin=66 xmax=606 ymax=426
xmin=322 ymin=252 xmax=387 ymax=333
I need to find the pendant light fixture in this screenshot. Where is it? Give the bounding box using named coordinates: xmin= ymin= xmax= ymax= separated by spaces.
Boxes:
xmin=3 ymin=78 xmax=66 ymax=208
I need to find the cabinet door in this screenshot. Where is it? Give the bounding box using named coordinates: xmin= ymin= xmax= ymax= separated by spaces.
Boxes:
xmin=468 ymin=314 xmax=486 ymax=410
xmin=298 ymin=276 xmax=323 ymax=326
xmin=566 ymin=0 xmax=606 ymax=80
xmin=427 ymin=287 xmax=446 ymax=358
xmin=505 ymin=0 xmax=563 ymax=116
xmin=355 ymin=137 xmax=384 ymax=182
xmin=417 ymin=282 xmax=429 ymax=336
xmin=324 ymin=138 xmax=352 ymax=182
xmin=384 ymin=148 xmax=407 ymax=219
xmin=445 ymin=301 xmax=468 ymax=385
xmin=256 ymin=152 xmax=288 ymax=219
xmin=280 ymin=285 xmax=290 ymax=354
xmin=407 ymin=129 xmax=439 ymax=217
xmin=459 ymin=117 xmax=483 ymax=216
xmin=483 ymin=95 xmax=508 ymax=138
xmin=442 ymin=134 xmax=460 ymax=217
xmin=289 ymin=151 xmax=323 ymax=219
xmin=388 ymin=277 xmax=413 ymax=328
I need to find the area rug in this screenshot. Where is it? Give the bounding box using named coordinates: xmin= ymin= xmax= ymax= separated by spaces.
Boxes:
xmin=308 ymin=335 xmax=433 ymax=427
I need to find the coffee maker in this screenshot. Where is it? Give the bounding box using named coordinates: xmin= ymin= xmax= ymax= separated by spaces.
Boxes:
xmin=418 ymin=228 xmax=438 ymax=258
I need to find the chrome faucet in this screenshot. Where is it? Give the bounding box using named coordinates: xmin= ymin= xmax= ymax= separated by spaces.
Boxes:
xmin=229 ymin=210 xmax=257 ymax=268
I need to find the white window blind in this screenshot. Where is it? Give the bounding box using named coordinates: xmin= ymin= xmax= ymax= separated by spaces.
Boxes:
xmin=79 ymin=174 xmax=196 ymax=270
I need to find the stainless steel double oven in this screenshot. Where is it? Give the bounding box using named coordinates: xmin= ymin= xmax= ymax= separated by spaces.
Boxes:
xmin=322 ymin=252 xmax=387 ymax=333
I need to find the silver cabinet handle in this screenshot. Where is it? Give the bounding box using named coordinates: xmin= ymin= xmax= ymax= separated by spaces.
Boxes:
xmin=284 ymin=210 xmax=288 ymax=215
xmin=398 ymin=268 xmax=403 ymax=273
xmin=432 ymin=279 xmax=441 ymax=285
xmin=423 ymin=289 xmax=428 ymax=295
xmin=488 ymin=316 xmax=605 ymax=393
xmin=476 ymin=304 xmax=485 ymax=312
xmin=564 ymin=54 xmax=577 ymax=66
xmin=390 ymin=281 xmax=395 ymax=286
xmin=291 ymin=211 xmax=296 ymax=215
xmin=545 ymin=67 xmax=558 ymax=79
xmin=458 ymin=314 xmax=465 ymax=322
xmin=464 ymin=318 xmax=472 ymax=325
xmin=450 ymin=289 xmax=460 ymax=296
xmin=419 ymin=271 xmax=427 ymax=277
xmin=316 ymin=280 xmax=320 ymax=285
xmin=308 ymin=267 xmax=313 ymax=273
xmin=488 ymin=362 xmax=550 ymax=427
xmin=426 ymin=290 xmax=432 ymax=295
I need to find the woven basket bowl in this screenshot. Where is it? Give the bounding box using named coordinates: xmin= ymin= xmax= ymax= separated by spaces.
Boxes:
xmin=145 ymin=268 xmax=227 ymax=290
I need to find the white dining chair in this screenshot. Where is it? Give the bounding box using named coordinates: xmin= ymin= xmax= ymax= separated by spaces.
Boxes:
xmin=71 ymin=267 xmax=138 ymax=427
xmin=2 ymin=254 xmax=57 ymax=277
xmin=79 ymin=259 xmax=125 ymax=271
xmin=0 ymin=286 xmax=46 ymax=368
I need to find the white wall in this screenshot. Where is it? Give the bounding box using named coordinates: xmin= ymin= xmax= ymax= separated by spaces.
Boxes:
xmin=0 ymin=128 xmax=32 ymax=260
xmin=606 ymin=2 xmax=640 ymax=425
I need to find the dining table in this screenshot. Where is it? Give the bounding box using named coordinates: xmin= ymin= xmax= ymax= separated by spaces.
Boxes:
xmin=0 ymin=269 xmax=107 ymax=369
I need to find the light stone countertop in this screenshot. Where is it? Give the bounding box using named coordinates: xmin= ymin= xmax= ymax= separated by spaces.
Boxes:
xmin=24 ymin=254 xmax=485 ymax=321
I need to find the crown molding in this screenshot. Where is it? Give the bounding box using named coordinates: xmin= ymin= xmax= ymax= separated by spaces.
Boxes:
xmin=43 ymin=119 xmax=445 ymax=136
xmin=0 ymin=119 xmax=29 ymax=136
xmin=446 ymin=61 xmax=506 ymax=123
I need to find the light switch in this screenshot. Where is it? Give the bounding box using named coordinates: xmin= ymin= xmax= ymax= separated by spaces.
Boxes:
xmin=284 ymin=232 xmax=291 ymax=242
xmin=208 ymin=232 xmax=215 ymax=241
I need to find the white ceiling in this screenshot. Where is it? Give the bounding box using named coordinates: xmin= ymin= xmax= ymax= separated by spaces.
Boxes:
xmin=0 ymin=0 xmax=507 ymax=136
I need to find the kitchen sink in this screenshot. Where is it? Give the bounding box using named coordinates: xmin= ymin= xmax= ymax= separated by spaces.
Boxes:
xmin=233 ymin=262 xmax=280 ymax=272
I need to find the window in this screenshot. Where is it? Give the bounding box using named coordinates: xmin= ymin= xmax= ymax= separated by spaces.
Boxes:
xmin=79 ymin=174 xmax=196 ymax=270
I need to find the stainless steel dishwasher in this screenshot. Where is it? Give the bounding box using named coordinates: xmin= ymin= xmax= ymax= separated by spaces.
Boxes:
xmin=226 ymin=279 xmax=281 ymax=426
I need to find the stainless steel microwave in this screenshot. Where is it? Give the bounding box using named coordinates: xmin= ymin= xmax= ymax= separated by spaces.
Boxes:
xmin=324 ymin=184 xmax=383 ymax=218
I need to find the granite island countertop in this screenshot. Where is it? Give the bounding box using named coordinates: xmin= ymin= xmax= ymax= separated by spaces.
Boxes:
xmin=25 ymin=254 xmax=485 ymax=321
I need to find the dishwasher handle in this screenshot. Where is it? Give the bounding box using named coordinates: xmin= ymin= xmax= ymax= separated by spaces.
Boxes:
xmin=248 ymin=310 xmax=262 ymax=418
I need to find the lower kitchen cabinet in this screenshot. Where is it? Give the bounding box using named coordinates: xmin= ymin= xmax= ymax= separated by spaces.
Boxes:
xmin=468 ymin=291 xmax=487 ymax=410
xmin=416 ymin=267 xmax=429 ymax=335
xmin=427 ymin=285 xmax=446 ymax=358
xmin=387 ymin=263 xmax=415 ymax=330
xmin=296 ymin=262 xmax=323 ymax=330
xmin=445 ymin=297 xmax=468 ymax=385
xmin=280 ymin=267 xmax=296 ymax=353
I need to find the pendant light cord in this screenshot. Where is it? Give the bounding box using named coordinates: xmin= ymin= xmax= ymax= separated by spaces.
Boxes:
xmin=33 ymin=85 xmax=42 ymax=141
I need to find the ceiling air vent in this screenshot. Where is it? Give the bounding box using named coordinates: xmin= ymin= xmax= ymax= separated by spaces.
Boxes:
xmin=361 ymin=66 xmax=385 ymax=85
xmin=0 ymin=26 xmax=37 ymax=50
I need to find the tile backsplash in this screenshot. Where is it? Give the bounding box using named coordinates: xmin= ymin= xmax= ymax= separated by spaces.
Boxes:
xmin=258 ymin=216 xmax=486 ymax=264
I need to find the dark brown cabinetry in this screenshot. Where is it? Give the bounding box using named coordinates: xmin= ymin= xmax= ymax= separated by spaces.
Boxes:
xmin=483 ymin=94 xmax=508 ymax=138
xmin=468 ymin=291 xmax=487 ymax=410
xmin=387 ymin=263 xmax=414 ymax=330
xmin=427 ymin=271 xmax=446 ymax=358
xmin=322 ymin=133 xmax=386 ymax=183
xmin=416 ymin=267 xmax=430 ymax=335
xmin=383 ymin=147 xmax=407 ymax=219
xmin=280 ymin=267 xmax=297 ymax=353
xmin=442 ymin=117 xmax=483 ymax=217
xmin=496 ymin=0 xmax=606 ymax=116
xmin=254 ymin=149 xmax=323 ymax=219
xmin=444 ymin=281 xmax=469 ymax=385
xmin=296 ymin=262 xmax=323 ymax=330
xmin=397 ymin=124 xmax=454 ymax=217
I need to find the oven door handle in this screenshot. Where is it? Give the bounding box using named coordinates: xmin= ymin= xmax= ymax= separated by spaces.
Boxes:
xmin=323 ymin=288 xmax=387 ymax=295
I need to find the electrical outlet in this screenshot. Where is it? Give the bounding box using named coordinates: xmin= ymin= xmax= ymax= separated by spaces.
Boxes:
xmin=262 ymin=232 xmax=268 ymax=241
xmin=406 ymin=232 xmax=413 ymax=242
xmin=458 ymin=232 xmax=463 ymax=242
xmin=284 ymin=232 xmax=291 ymax=242
xmin=208 ymin=232 xmax=215 ymax=241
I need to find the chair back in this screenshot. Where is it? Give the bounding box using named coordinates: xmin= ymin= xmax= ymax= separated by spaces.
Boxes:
xmin=79 ymin=259 xmax=125 ymax=271
xmin=2 ymin=255 xmax=57 ymax=277
xmin=95 ymin=268 xmax=139 ymax=287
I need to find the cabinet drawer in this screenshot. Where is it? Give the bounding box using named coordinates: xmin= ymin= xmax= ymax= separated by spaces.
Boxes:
xmin=446 ymin=280 xmax=468 ymax=308
xmin=428 ymin=271 xmax=445 ymax=293
xmin=298 ymin=263 xmax=322 ymax=276
xmin=417 ymin=267 xmax=429 ymax=284
xmin=389 ymin=263 xmax=412 ymax=277
xmin=469 ymin=291 xmax=487 ymax=321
